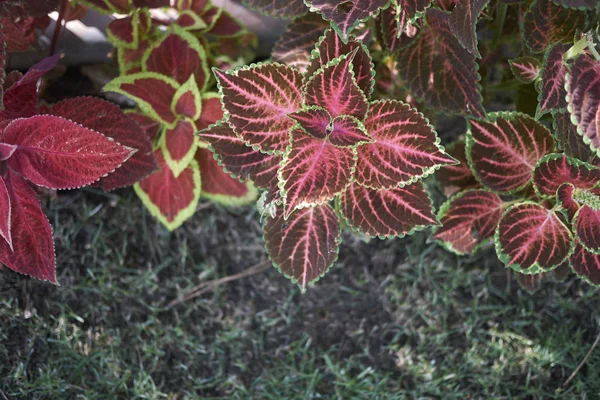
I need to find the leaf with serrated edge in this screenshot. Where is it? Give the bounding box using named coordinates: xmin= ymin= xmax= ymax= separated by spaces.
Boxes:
xmin=161 ymin=119 xmax=198 ymax=177
xmin=467 ymin=112 xmax=555 ymax=194
xmin=557 ymin=182 xmax=580 ymax=219
xmin=272 ymin=14 xmax=330 ymax=73
xmin=521 ymin=0 xmax=585 ymax=53
xmin=566 ymin=55 xmax=600 ymax=157
xmin=134 ymin=149 xmax=201 ymax=231
xmin=197 ymin=121 xmax=281 ymax=190
xmin=536 ymin=43 xmax=569 ymax=119
xmin=214 ymin=63 xmax=303 ymax=154
xmin=106 ymin=13 xmax=138 ymax=49
xmin=509 ymin=57 xmax=541 ymax=84
xmin=533 ymin=153 xmax=600 ymax=199
xmin=288 ymin=106 xmax=332 ymax=139
xmin=50 ymin=97 xmax=157 ymax=191
xmin=553 ymin=111 xmax=595 ymax=162
xmin=448 ymin=0 xmax=489 ymax=58
xmin=339 ymin=181 xmax=438 ymax=238
xmin=355 ymin=100 xmax=456 ymax=189
xmin=196 ymin=93 xmax=223 ymax=130
xmin=432 ymin=189 xmax=503 ymax=254
xmin=280 ymin=128 xmax=356 ymax=218
xmin=304 ymin=50 xmax=369 ymax=119
xmin=304 ymin=0 xmax=389 ymax=41
xmin=263 ymin=203 xmax=341 ymax=291
xmin=399 ymin=0 xmax=433 ymax=20
xmin=573 ymin=202 xmax=600 ymax=254
xmin=196 ymin=148 xmax=257 ymax=206
xmin=171 ymin=75 xmax=202 ymax=121
xmin=570 ymin=242 xmax=600 ymax=286
xmin=0 ymin=176 xmax=12 ymax=250
xmin=397 ymin=9 xmax=485 ymax=118
xmin=103 ymin=73 xmax=180 ymax=128
xmin=5 ymin=115 xmax=135 ymax=190
xmin=495 ymin=201 xmax=573 ymax=274
xmin=329 ymin=115 xmax=372 ymax=147
xmin=434 ymin=140 xmax=479 ymax=197
xmin=242 ymin=0 xmax=308 ymax=18
xmin=142 ymin=25 xmax=209 ymax=90
xmin=0 ymin=170 xmax=55 ymax=283
xmin=306 ymin=29 xmax=375 ymax=96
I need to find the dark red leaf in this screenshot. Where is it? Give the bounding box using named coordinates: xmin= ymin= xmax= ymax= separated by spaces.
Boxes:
xmin=448 ymin=0 xmax=489 ymax=58
xmin=570 ymin=242 xmax=600 ymax=286
xmin=1 ymin=0 xmax=59 ymax=17
xmin=509 ymin=56 xmax=541 ymax=84
xmin=195 ymin=94 xmax=224 ymax=130
xmin=536 ymin=43 xmax=569 ymax=118
xmin=125 ymin=110 xmax=161 ymax=142
xmin=434 ymin=140 xmax=479 ymax=197
xmin=263 ymin=203 xmax=341 ymax=291
xmin=533 ymin=153 xmax=600 ymax=198
xmin=574 ymin=205 xmax=600 ymax=254
xmin=196 ymin=149 xmax=256 ymax=204
xmin=161 ymin=119 xmax=197 ymax=177
xmin=288 ymin=107 xmax=332 ymax=140
xmin=553 ymin=111 xmax=595 ymax=162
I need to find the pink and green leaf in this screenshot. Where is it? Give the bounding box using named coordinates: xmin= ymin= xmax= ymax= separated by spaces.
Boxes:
xmin=495 ymin=201 xmax=573 ymax=274
xmin=574 ymin=205 xmax=600 ymax=254
xmin=0 ymin=170 xmax=55 ymax=283
xmin=160 ymin=119 xmax=198 ymax=177
xmin=288 ymin=106 xmax=332 ymax=139
xmin=171 ymin=75 xmax=202 ymax=121
xmin=354 ymin=100 xmax=456 ymax=189
xmin=197 ymin=121 xmax=281 ymax=190
xmin=103 ymin=73 xmax=180 ymax=128
xmin=566 ymin=55 xmax=600 ymax=157
xmin=279 ymin=128 xmax=356 ymax=217
xmin=570 ymin=242 xmax=600 ymax=286
xmin=339 ymin=181 xmax=439 ymax=238
xmin=533 ymin=153 xmax=600 ymax=198
xmin=509 ymin=57 xmax=541 ymax=84
xmin=142 ymin=25 xmax=210 ymax=90
xmin=304 ymin=50 xmax=369 ymax=119
xmin=134 ymin=149 xmax=201 ymax=231
xmin=432 ymin=189 xmax=504 ymax=254
xmin=553 ymin=111 xmax=595 ymax=162
xmin=434 ymin=140 xmax=479 ymax=197
xmin=195 ymin=149 xmax=257 ymax=206
xmin=396 ymin=9 xmax=485 ymax=118
xmin=4 ymin=115 xmax=134 ymax=190
xmin=398 ymin=0 xmax=434 ymax=20
xmin=448 ymin=0 xmax=490 ymax=58
xmin=328 ymin=115 xmax=372 ymax=147
xmin=50 ymin=97 xmax=157 ymax=191
xmin=466 ymin=112 xmax=555 ymax=194
xmin=521 ymin=0 xmax=586 ymax=53
xmin=214 ymin=63 xmax=303 ymax=154
xmin=0 ymin=143 xmax=17 ymax=161
xmin=303 ymin=0 xmax=390 ymax=41
xmin=263 ymin=203 xmax=341 ymax=291
xmin=536 ymin=43 xmax=569 ymax=119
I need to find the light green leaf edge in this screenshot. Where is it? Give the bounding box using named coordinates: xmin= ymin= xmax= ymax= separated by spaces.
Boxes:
xmin=535 ymin=44 xmax=569 ymax=120
xmin=565 ymin=66 xmax=600 ymax=158
xmin=509 ymin=56 xmax=542 ymax=84
xmin=160 ymin=119 xmax=199 ymax=178
xmin=531 ymin=152 xmax=600 ymax=199
xmin=171 ymin=75 xmax=203 ymax=121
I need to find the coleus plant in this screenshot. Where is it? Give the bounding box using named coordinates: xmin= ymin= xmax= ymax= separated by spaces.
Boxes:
xmin=96 ymin=0 xmax=260 ymax=230
xmin=199 ymin=28 xmax=456 ymax=290
xmin=0 ymin=53 xmax=156 ymax=283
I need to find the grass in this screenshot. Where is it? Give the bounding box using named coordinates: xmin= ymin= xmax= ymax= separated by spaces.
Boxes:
xmin=1 ymin=186 xmax=600 ymax=399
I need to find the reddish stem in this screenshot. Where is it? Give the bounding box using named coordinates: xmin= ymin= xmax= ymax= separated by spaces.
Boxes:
xmin=49 ymin=0 xmax=68 ymax=56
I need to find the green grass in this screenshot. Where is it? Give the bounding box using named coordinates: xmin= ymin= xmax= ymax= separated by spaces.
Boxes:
xmin=1 ymin=187 xmax=600 ymax=399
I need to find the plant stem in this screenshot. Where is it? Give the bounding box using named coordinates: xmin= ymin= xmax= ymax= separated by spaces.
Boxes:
xmin=563 ymin=330 xmax=600 ymax=388
xmin=586 ymin=33 xmax=600 ymax=61
xmin=49 ymin=0 xmax=68 ymax=56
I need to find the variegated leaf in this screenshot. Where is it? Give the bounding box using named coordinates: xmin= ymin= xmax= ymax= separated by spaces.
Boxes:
xmin=536 ymin=43 xmax=569 ymax=118
xmin=570 ymin=242 xmax=600 ymax=286
xmin=161 ymin=119 xmax=198 ymax=177
xmin=533 ymin=153 xmax=600 ymax=198
xmin=434 ymin=140 xmax=479 ymax=197
xmin=509 ymin=57 xmax=541 ymax=84
xmin=448 ymin=0 xmax=489 ymax=58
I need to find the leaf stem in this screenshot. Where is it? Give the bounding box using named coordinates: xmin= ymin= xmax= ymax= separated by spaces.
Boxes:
xmin=564 ymin=36 xmax=589 ymax=61
xmin=586 ymin=33 xmax=600 ymax=61
xmin=563 ymin=330 xmax=600 ymax=388
xmin=49 ymin=0 xmax=68 ymax=56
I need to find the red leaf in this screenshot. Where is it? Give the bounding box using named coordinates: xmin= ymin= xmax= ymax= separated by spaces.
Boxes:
xmin=522 ymin=0 xmax=585 ymax=53
xmin=566 ymin=55 xmax=600 ymax=156
xmin=554 ymin=111 xmax=595 ymax=162
xmin=0 ymin=170 xmax=55 ymax=283
xmin=574 ymin=205 xmax=600 ymax=254
xmin=207 ymin=11 xmax=244 ymax=37
xmin=214 ymin=63 xmax=303 ymax=154
xmin=354 ymin=100 xmax=456 ymax=189
xmin=305 ymin=29 xmax=374 ymax=97
xmin=533 ymin=153 xmax=600 ymax=198
xmin=172 ymin=76 xmax=202 ymax=121
xmin=397 ymin=9 xmax=485 ymax=118
xmin=196 ymin=149 xmax=256 ymax=204
xmin=399 ymin=0 xmax=434 ymax=19
xmin=106 ymin=15 xmax=137 ymax=48
xmin=143 ymin=26 xmax=209 ymax=89
xmin=570 ymin=242 xmax=600 ymax=286
xmin=377 ymin=2 xmax=422 ymax=54
xmin=197 ymin=122 xmax=281 ymax=189
xmin=557 ymin=182 xmax=579 ymax=218
xmin=1 ymin=0 xmax=59 ymax=17
xmin=134 ymin=149 xmax=201 ymax=231
xmin=272 ymin=14 xmax=330 ymax=73
xmin=304 ymin=0 xmax=389 ymax=41
xmin=509 ymin=56 xmax=541 ymax=84
xmin=448 ymin=0 xmax=489 ymax=58
xmin=263 ymin=203 xmax=341 ymax=291
xmin=161 ymin=119 xmax=197 ymax=177
xmin=125 ymin=109 xmax=161 ymax=142
xmin=50 ymin=97 xmax=157 ymax=191
xmin=0 ymin=176 xmax=12 ymax=250
xmin=4 ymin=115 xmax=134 ymax=190
xmin=536 ymin=43 xmax=569 ymax=118
xmin=280 ymin=129 xmax=356 ymax=217
xmin=0 ymin=143 xmax=17 ymax=161
xmin=242 ymin=0 xmax=308 ymax=18
xmin=434 ymin=140 xmax=479 ymax=197
xmin=288 ymin=107 xmax=332 ymax=139
xmin=467 ymin=112 xmax=555 ymax=193
xmin=432 ymin=189 xmax=504 ymax=254
xmin=496 ymin=202 xmax=572 ymax=273
xmin=339 ymin=181 xmax=439 ymax=238
xmin=304 ymin=50 xmax=369 ymax=119
xmin=103 ymin=73 xmax=179 ymax=127
xmin=328 ymin=115 xmax=372 ymax=147
xmin=195 ymin=94 xmax=224 ymax=130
